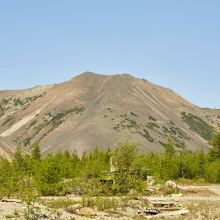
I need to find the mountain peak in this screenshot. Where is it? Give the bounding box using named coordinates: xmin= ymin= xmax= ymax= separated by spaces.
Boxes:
xmin=0 ymin=72 xmax=219 ymax=156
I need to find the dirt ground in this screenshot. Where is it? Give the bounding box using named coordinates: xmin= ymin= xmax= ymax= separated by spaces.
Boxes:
xmin=39 ymin=185 xmax=220 ymax=219
xmin=1 ymin=185 xmax=220 ymax=219
xmin=146 ymin=185 xmax=220 ymax=219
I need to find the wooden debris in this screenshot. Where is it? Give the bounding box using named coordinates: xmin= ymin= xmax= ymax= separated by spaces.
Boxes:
xmin=159 ymin=207 xmax=181 ymax=211
xmin=1 ymin=198 xmax=21 ymax=203
xmin=145 ymin=208 xmax=161 ymax=215
xmin=151 ymin=201 xmax=178 ymax=206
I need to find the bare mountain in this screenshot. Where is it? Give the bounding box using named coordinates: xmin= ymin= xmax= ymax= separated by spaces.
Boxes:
xmin=0 ymin=72 xmax=219 ymax=156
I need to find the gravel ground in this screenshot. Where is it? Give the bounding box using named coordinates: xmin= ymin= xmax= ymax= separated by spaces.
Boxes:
xmin=1 ymin=186 xmax=220 ymax=219
xmin=0 ymin=200 xmax=85 ymax=220
xmin=0 ymin=200 xmax=133 ymax=220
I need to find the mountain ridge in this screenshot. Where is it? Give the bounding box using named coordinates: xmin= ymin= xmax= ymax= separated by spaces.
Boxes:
xmin=0 ymin=72 xmax=219 ymax=157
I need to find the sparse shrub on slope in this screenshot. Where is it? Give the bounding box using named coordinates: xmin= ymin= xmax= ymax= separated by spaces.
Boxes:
xmin=1 ymin=115 xmax=15 ymax=126
xmin=181 ymin=112 xmax=215 ymax=142
xmin=13 ymin=106 xmax=85 ymax=147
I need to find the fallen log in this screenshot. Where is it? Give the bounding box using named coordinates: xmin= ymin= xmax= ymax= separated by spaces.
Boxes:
xmin=145 ymin=208 xmax=161 ymax=215
xmin=159 ymin=207 xmax=181 ymax=211
xmin=151 ymin=201 xmax=178 ymax=206
xmin=1 ymin=198 xmax=21 ymax=203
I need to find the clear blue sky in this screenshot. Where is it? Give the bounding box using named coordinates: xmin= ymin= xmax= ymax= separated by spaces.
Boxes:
xmin=0 ymin=0 xmax=220 ymax=108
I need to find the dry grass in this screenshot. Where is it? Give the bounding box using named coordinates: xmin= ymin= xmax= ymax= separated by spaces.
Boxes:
xmin=183 ymin=200 xmax=220 ymax=220
xmin=148 ymin=186 xmax=218 ymax=198
xmin=182 ymin=189 xmax=218 ymax=197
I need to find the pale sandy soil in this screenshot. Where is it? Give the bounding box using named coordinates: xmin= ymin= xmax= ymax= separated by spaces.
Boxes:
xmin=1 ymin=186 xmax=220 ymax=219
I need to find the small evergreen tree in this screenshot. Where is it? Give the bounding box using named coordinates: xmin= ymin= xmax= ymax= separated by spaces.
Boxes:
xmin=209 ymin=132 xmax=220 ymax=160
xmin=163 ymin=137 xmax=178 ymax=180
xmin=31 ymin=141 xmax=42 ymax=161
xmin=13 ymin=145 xmax=24 ymax=169
xmin=112 ymin=132 xmax=143 ymax=193
xmin=165 ymin=137 xmax=175 ymax=157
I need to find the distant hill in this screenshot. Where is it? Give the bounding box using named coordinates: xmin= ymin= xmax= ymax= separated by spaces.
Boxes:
xmin=0 ymin=72 xmax=219 ymax=156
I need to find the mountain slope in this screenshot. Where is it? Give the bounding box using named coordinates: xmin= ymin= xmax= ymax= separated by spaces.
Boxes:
xmin=0 ymin=72 xmax=219 ymax=155
xmin=0 ymin=136 xmax=17 ymax=160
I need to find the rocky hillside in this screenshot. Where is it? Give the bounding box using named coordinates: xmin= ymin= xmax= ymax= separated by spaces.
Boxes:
xmin=0 ymin=136 xmax=17 ymax=160
xmin=0 ymin=72 xmax=219 ymax=156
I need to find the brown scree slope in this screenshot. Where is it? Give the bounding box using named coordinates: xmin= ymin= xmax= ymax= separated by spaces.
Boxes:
xmin=0 ymin=72 xmax=219 ymax=156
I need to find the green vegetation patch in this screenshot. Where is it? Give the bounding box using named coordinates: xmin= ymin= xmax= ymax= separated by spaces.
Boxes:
xmin=23 ymin=122 xmax=49 ymax=146
xmin=130 ymin=112 xmax=138 ymax=116
xmin=113 ymin=125 xmax=119 ymax=132
xmin=0 ymin=98 xmax=12 ymax=118
xmin=1 ymin=98 xmax=11 ymax=105
xmin=114 ymin=114 xmax=140 ymax=132
xmin=146 ymin=122 xmax=160 ymax=130
xmin=25 ymin=95 xmax=43 ymax=103
xmin=162 ymin=125 xmax=190 ymax=141
xmin=0 ymin=112 xmax=4 ymax=118
xmin=64 ymin=107 xmax=85 ymax=115
xmin=27 ymin=120 xmax=37 ymax=130
xmin=171 ymin=136 xmax=186 ymax=149
xmin=155 ymin=130 xmax=164 ymax=136
xmin=158 ymin=141 xmax=166 ymax=147
xmin=162 ymin=126 xmax=170 ymax=133
xmin=0 ymin=95 xmax=44 ymax=118
xmin=139 ymin=129 xmax=154 ymax=142
xmin=13 ymin=95 xmax=43 ymax=107
xmin=1 ymin=115 xmax=15 ymax=126
xmin=170 ymin=120 xmax=175 ymax=125
xmin=48 ymin=107 xmax=85 ymax=132
xmin=149 ymin=116 xmax=156 ymax=121
xmin=181 ymin=112 xmax=215 ymax=142
xmin=171 ymin=126 xmax=190 ymax=140
xmin=13 ymin=98 xmax=25 ymax=106
xmin=14 ymin=106 xmax=85 ymax=147
xmin=127 ymin=119 xmax=139 ymax=128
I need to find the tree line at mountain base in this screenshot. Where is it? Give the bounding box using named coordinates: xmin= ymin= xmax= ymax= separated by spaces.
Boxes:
xmin=1 ymin=132 xmax=220 ymax=199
